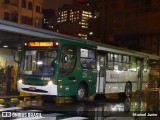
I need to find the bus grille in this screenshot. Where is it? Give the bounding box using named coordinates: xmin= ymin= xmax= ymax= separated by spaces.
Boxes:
xmin=22 ymin=88 xmax=48 ymax=93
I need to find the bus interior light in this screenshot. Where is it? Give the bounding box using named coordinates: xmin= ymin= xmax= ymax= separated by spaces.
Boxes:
xmin=60 ymin=85 xmax=63 ymax=89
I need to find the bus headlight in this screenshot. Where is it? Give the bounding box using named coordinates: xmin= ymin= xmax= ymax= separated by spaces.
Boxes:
xmin=48 ymin=81 xmax=53 ymax=85
xmin=18 ymin=79 xmax=24 ymax=84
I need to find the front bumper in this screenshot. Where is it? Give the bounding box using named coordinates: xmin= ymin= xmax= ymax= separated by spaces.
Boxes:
xmin=17 ymin=82 xmax=57 ymax=95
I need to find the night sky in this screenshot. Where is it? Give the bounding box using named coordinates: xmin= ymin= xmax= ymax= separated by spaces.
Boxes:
xmin=43 ymin=0 xmax=73 ymax=10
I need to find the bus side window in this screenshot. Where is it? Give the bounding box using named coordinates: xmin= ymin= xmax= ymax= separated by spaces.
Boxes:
xmin=130 ymin=57 xmax=137 ymax=72
xmin=123 ymin=56 xmax=130 ymax=71
xmin=108 ymin=53 xmax=114 ymax=70
xmin=59 ymin=45 xmax=77 ymax=76
xmin=80 ymin=49 xmax=96 ymax=69
xmin=114 ymin=54 xmax=122 ymax=70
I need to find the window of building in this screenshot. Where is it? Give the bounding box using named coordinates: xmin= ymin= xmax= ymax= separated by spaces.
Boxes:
xmin=5 ymin=0 xmax=10 ymax=4
xmin=28 ymin=2 xmax=32 ymax=10
xmin=11 ymin=13 xmax=18 ymax=23
xmin=59 ymin=45 xmax=77 ymax=76
xmin=22 ymin=0 xmax=26 ymax=8
xmin=21 ymin=16 xmax=33 ymax=25
xmin=36 ymin=5 xmax=41 ymax=13
xmin=4 ymin=12 xmax=10 ymax=21
xmin=35 ymin=18 xmax=42 ymax=28
xmin=80 ymin=48 xmax=96 ymax=69
xmin=21 ymin=16 xmax=26 ymax=24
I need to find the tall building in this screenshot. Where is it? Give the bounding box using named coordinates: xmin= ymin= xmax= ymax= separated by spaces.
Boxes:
xmin=57 ymin=1 xmax=94 ymax=39
xmin=89 ymin=0 xmax=160 ymax=55
xmin=0 ymin=0 xmax=43 ymax=28
xmin=42 ymin=9 xmax=57 ymax=31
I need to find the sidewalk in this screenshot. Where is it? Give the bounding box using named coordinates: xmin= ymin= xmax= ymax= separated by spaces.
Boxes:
xmin=0 ymin=94 xmax=39 ymax=103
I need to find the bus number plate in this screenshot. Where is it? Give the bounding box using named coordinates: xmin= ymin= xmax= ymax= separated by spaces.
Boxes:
xmin=29 ymin=87 xmax=36 ymax=91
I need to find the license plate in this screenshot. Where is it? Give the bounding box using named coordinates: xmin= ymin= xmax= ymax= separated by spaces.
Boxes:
xmin=29 ymin=87 xmax=36 ymax=91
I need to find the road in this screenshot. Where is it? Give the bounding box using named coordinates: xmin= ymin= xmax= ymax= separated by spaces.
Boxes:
xmin=0 ymin=90 xmax=160 ymax=120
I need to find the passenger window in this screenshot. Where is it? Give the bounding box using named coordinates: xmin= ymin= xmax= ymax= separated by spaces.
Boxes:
xmin=108 ymin=53 xmax=114 ymax=70
xmin=59 ymin=45 xmax=77 ymax=76
xmin=80 ymin=48 xmax=96 ymax=69
xmin=130 ymin=57 xmax=137 ymax=71
xmin=114 ymin=54 xmax=122 ymax=70
xmin=123 ymin=56 xmax=130 ymax=71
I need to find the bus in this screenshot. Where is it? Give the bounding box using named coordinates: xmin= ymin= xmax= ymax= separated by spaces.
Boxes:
xmin=17 ymin=38 xmax=160 ymax=101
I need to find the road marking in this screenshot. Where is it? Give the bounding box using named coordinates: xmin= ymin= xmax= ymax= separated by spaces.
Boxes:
xmin=61 ymin=117 xmax=88 ymax=120
xmin=0 ymin=107 xmax=22 ymax=112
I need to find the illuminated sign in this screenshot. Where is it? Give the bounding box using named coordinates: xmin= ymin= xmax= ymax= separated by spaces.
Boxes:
xmin=27 ymin=42 xmax=54 ymax=47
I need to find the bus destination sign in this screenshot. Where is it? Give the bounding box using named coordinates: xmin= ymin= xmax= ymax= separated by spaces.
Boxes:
xmin=28 ymin=42 xmax=54 ymax=47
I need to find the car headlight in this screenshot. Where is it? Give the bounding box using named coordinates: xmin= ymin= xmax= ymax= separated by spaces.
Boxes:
xmin=48 ymin=81 xmax=53 ymax=85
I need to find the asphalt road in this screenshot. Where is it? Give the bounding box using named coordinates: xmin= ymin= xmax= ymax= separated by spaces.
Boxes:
xmin=0 ymin=91 xmax=160 ymax=120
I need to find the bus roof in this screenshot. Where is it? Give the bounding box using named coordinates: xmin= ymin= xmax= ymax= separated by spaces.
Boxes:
xmin=95 ymin=42 xmax=160 ymax=60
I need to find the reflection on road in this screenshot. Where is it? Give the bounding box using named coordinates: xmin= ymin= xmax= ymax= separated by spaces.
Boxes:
xmin=0 ymin=90 xmax=159 ymax=119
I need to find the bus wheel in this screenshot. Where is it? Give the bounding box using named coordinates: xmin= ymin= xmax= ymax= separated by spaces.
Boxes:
xmin=76 ymin=84 xmax=87 ymax=102
xmin=125 ymin=83 xmax=132 ymax=97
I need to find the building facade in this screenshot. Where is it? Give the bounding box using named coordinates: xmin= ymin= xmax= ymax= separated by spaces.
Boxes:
xmin=57 ymin=3 xmax=93 ymax=39
xmin=92 ymin=0 xmax=160 ymax=55
xmin=0 ymin=0 xmax=43 ymax=28
xmin=42 ymin=9 xmax=57 ymax=31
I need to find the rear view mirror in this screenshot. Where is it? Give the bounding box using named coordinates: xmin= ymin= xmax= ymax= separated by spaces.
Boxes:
xmin=64 ymin=55 xmax=68 ymax=63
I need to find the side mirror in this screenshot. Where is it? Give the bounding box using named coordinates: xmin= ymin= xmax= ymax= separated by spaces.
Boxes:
xmin=64 ymin=55 xmax=68 ymax=63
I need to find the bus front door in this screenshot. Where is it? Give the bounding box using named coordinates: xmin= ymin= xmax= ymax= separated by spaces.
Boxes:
xmin=137 ymin=59 xmax=143 ymax=91
xmin=96 ymin=53 xmax=106 ymax=93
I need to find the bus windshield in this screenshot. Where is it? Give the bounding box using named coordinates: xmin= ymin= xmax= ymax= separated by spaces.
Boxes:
xmin=20 ymin=50 xmax=58 ymax=76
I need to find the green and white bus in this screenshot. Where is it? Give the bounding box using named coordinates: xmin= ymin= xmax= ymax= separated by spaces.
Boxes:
xmin=17 ymin=38 xmax=160 ymax=101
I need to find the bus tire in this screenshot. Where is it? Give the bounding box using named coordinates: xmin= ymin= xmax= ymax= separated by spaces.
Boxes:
xmin=76 ymin=84 xmax=87 ymax=102
xmin=125 ymin=82 xmax=132 ymax=97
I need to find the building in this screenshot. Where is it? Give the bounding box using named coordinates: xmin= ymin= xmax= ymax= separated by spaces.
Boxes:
xmin=42 ymin=9 xmax=57 ymax=31
xmin=0 ymin=0 xmax=43 ymax=28
xmin=86 ymin=0 xmax=160 ymax=55
xmin=57 ymin=1 xmax=94 ymax=39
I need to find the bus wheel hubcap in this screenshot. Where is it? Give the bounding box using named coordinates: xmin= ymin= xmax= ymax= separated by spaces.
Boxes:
xmin=78 ymin=89 xmax=85 ymax=98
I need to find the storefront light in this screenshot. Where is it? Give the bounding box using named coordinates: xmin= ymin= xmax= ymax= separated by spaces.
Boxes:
xmin=3 ymin=44 xmax=8 ymax=48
